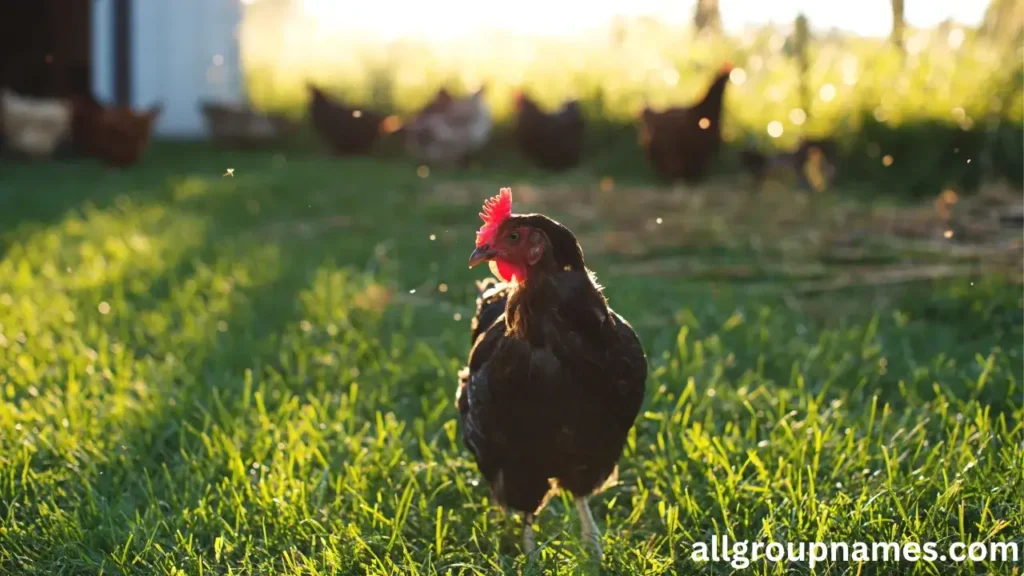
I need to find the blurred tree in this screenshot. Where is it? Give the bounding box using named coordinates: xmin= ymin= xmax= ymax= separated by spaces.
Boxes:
xmin=890 ymin=0 xmax=905 ymax=51
xmin=693 ymin=0 xmax=721 ymax=34
xmin=610 ymin=16 xmax=626 ymax=48
xmin=794 ymin=15 xmax=811 ymax=126
xmin=978 ymin=0 xmax=1023 ymax=183
xmin=981 ymin=0 xmax=1024 ymax=46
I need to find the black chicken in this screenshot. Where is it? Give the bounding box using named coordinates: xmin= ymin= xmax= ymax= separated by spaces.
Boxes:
xmin=456 ymin=187 xmax=647 ymax=561
xmin=307 ymin=84 xmax=384 ymax=156
xmin=640 ymin=64 xmax=733 ymax=183
xmin=514 ymin=91 xmax=585 ymax=171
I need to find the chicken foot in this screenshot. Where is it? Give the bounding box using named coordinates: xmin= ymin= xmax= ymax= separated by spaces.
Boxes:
xmin=575 ymin=496 xmax=603 ymax=563
xmin=523 ymin=513 xmax=537 ymax=555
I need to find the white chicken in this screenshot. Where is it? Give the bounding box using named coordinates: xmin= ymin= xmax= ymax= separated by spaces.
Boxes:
xmin=2 ymin=89 xmax=71 ymax=159
xmin=404 ymin=87 xmax=491 ymax=165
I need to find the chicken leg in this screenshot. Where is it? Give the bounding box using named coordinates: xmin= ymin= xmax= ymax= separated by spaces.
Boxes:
xmin=575 ymin=496 xmax=603 ymax=563
xmin=523 ymin=513 xmax=537 ymax=555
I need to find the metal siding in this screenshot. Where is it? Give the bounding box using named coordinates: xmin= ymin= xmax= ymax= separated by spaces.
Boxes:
xmin=91 ymin=0 xmax=115 ymax=102
xmin=114 ymin=0 xmax=131 ymax=105
xmin=126 ymin=0 xmax=243 ymax=137
xmin=130 ymin=0 xmax=168 ymax=116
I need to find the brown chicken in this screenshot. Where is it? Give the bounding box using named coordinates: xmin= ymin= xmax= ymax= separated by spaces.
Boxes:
xmin=72 ymin=94 xmax=162 ymax=167
xmin=69 ymin=93 xmax=103 ymax=156
xmin=639 ymin=64 xmax=733 ymax=183
xmin=1 ymin=88 xmax=71 ymax=159
xmin=514 ymin=91 xmax=585 ymax=171
xmin=307 ymin=84 xmax=385 ymax=156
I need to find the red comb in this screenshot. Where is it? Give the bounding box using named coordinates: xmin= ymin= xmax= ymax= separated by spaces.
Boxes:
xmin=476 ymin=187 xmax=513 ymax=247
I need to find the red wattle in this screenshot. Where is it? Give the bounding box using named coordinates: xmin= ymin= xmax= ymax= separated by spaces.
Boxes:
xmin=492 ymin=259 xmax=527 ymax=283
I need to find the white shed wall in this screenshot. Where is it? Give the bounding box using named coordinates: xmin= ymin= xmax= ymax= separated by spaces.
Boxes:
xmin=92 ymin=0 xmax=244 ymax=138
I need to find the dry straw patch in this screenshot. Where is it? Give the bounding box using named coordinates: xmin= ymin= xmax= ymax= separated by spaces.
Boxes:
xmin=426 ymin=179 xmax=1022 ymax=285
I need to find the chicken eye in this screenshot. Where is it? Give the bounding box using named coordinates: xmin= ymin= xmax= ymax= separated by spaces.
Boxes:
xmin=508 ymin=231 xmax=520 ymax=242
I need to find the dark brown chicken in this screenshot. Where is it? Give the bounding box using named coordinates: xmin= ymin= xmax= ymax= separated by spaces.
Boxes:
xmin=514 ymin=91 xmax=585 ymax=171
xmin=640 ymin=64 xmax=732 ymax=183
xmin=69 ymin=93 xmax=103 ymax=156
xmin=307 ymin=84 xmax=384 ymax=156
xmin=456 ymin=187 xmax=647 ymax=562
xmin=71 ymin=96 xmax=161 ymax=168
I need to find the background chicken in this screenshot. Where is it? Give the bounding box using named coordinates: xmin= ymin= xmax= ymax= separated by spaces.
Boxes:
xmin=416 ymin=88 xmax=455 ymax=117
xmin=741 ymin=137 xmax=839 ymax=192
xmin=69 ymin=93 xmax=103 ymax=157
xmin=514 ymin=91 xmax=585 ymax=171
xmin=388 ymin=88 xmax=451 ymax=151
xmin=639 ymin=64 xmax=732 ymax=183
xmin=1 ymin=89 xmax=71 ymax=159
xmin=71 ymin=95 xmax=162 ymax=168
xmin=307 ymin=84 xmax=385 ymax=156
xmin=95 ymin=104 xmax=163 ymax=168
xmin=456 ymin=187 xmax=647 ymax=562
xmin=201 ymin=102 xmax=296 ymax=149
xmin=404 ymin=87 xmax=491 ymax=166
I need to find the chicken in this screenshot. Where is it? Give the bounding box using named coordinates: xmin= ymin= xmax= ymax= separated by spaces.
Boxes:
xmin=69 ymin=93 xmax=104 ymax=156
xmin=1 ymin=89 xmax=71 ymax=159
xmin=71 ymin=95 xmax=162 ymax=168
xmin=404 ymin=87 xmax=491 ymax=166
xmin=639 ymin=64 xmax=732 ymax=183
xmin=95 ymin=104 xmax=162 ymax=168
xmin=514 ymin=91 xmax=585 ymax=171
xmin=384 ymin=88 xmax=451 ymax=145
xmin=741 ymin=138 xmax=839 ymax=192
xmin=201 ymin=102 xmax=296 ymax=149
xmin=307 ymin=84 xmax=384 ymax=156
xmin=456 ymin=187 xmax=647 ymax=562
xmin=417 ymin=88 xmax=454 ymax=116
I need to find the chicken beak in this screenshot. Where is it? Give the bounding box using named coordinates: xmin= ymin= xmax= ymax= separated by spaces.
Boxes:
xmin=468 ymin=245 xmax=497 ymax=268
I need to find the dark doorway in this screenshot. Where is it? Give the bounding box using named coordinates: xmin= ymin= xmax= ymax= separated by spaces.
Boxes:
xmin=0 ymin=0 xmax=93 ymax=98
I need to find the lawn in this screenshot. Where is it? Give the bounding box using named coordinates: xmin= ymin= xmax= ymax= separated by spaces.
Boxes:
xmin=0 ymin=145 xmax=1021 ymax=575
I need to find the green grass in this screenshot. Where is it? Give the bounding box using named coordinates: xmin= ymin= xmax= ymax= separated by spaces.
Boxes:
xmin=0 ymin=146 xmax=1021 ymax=575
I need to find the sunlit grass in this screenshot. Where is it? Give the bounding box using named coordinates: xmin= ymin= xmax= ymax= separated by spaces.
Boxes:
xmin=0 ymin=146 xmax=1021 ymax=574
